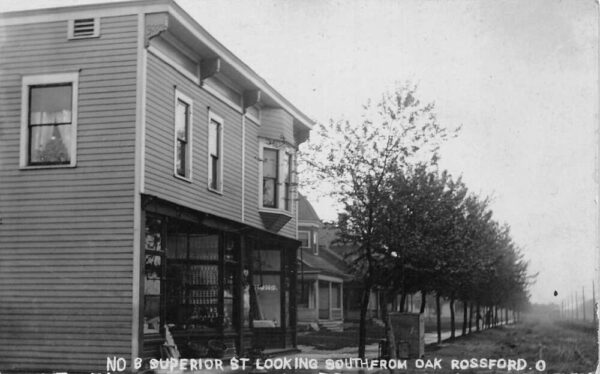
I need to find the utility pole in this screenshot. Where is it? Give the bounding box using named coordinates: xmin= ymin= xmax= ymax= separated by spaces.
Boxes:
xmin=575 ymin=291 xmax=579 ymax=320
xmin=581 ymin=286 xmax=585 ymax=321
xmin=594 ymin=280 xmax=597 ymax=323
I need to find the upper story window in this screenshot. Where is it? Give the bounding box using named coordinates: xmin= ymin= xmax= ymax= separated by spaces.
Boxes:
xmin=262 ymin=148 xmax=278 ymax=208
xmin=298 ymin=230 xmax=310 ymax=249
xmin=283 ymin=152 xmax=293 ymax=211
xmin=174 ymin=91 xmax=192 ymax=180
xmin=260 ymin=144 xmax=295 ymax=211
xmin=20 ymin=72 xmax=79 ymax=168
xmin=208 ymin=112 xmax=223 ymax=192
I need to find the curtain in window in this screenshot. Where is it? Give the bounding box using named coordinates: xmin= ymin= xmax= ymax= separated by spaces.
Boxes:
xmin=29 ymin=84 xmax=72 ymax=164
xmin=29 ymin=122 xmax=71 ymax=164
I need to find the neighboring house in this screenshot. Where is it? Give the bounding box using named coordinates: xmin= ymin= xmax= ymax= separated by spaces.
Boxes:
xmin=321 ymin=223 xmax=454 ymax=322
xmin=296 ymin=195 xmax=349 ymax=330
xmin=318 ymin=223 xmax=383 ymax=321
xmin=0 ymin=1 xmax=313 ymax=372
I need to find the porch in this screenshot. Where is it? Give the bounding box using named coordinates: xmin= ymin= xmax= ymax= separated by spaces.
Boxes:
xmin=297 ymin=274 xmax=344 ymax=331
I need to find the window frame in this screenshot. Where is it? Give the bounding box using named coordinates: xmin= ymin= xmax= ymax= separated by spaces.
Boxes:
xmin=261 ymin=147 xmax=279 ymax=208
xmin=258 ymin=142 xmax=296 ymax=212
xmin=298 ymin=230 xmax=311 ymax=249
xmin=282 ymin=152 xmax=293 ymax=211
xmin=207 ymin=111 xmax=224 ymax=193
xmin=20 ymin=72 xmax=79 ymax=169
xmin=173 ymin=90 xmax=193 ymax=181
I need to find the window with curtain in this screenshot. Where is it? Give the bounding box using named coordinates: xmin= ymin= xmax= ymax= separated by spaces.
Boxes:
xmin=28 ymin=84 xmax=73 ymax=165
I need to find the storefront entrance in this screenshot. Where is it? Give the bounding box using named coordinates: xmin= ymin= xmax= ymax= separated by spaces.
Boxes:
xmin=141 ymin=198 xmax=298 ymax=359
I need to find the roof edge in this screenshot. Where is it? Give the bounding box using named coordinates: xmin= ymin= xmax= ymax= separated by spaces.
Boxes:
xmin=0 ymin=0 xmax=169 ymax=19
xmin=0 ymin=0 xmax=315 ymax=131
xmin=167 ymin=1 xmax=315 ymax=130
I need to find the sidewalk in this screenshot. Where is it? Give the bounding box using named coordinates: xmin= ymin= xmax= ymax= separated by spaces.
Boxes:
xmin=148 ymin=322 xmax=514 ymax=374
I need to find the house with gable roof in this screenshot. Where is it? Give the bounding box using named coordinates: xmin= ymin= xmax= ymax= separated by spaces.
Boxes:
xmin=296 ymin=194 xmax=351 ymax=331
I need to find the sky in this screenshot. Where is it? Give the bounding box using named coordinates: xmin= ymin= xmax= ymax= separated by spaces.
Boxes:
xmin=1 ymin=0 xmax=597 ymax=305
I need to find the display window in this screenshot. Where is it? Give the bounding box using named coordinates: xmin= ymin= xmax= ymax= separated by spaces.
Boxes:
xmin=142 ymin=206 xmax=298 ymax=354
xmin=144 ymin=214 xmax=165 ymax=334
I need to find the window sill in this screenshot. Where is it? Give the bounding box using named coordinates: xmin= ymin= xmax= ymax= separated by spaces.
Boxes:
xmin=173 ymin=173 xmax=192 ymax=183
xmin=207 ymin=185 xmax=223 ymax=195
xmin=258 ymin=207 xmax=293 ymax=217
xmin=20 ymin=163 xmax=76 ymax=170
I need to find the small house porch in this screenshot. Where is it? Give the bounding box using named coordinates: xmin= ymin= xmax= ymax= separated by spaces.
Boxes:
xmin=297 ymin=273 xmax=344 ymax=331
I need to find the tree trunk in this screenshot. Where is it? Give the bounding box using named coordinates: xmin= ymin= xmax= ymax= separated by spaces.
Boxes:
xmin=436 ymin=293 xmax=442 ymax=343
xmin=449 ymin=296 xmax=455 ymax=339
xmin=381 ymin=292 xmax=397 ymax=359
xmin=420 ymin=290 xmax=427 ymax=314
xmin=399 ymin=292 xmax=407 ymax=313
xmin=462 ymin=300 xmax=468 ymax=336
xmin=358 ymin=283 xmax=371 ymax=358
xmin=505 ymin=308 xmax=509 ymax=324
xmin=468 ymin=302 xmax=473 ymax=334
xmin=494 ymin=306 xmax=498 ymax=327
xmin=476 ymin=304 xmax=481 ymax=332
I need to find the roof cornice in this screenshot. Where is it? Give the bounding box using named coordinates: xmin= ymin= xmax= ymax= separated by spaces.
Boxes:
xmin=0 ymin=0 xmax=170 ymax=21
xmin=166 ymin=1 xmax=314 ymax=130
xmin=0 ymin=0 xmax=314 ymax=131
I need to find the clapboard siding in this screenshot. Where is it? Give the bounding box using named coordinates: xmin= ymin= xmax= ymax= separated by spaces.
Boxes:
xmin=145 ymin=53 xmax=244 ymax=221
xmin=259 ymin=108 xmax=294 ymax=141
xmin=244 ymin=119 xmax=262 ymax=229
xmin=0 ymin=14 xmax=138 ymax=372
xmin=145 ymin=54 xmax=298 ymax=239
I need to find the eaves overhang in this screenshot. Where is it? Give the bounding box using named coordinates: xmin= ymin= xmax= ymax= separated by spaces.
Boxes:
xmin=164 ymin=1 xmax=315 ymax=132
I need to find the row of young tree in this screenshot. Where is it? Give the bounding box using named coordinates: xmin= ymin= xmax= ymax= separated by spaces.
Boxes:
xmin=300 ymin=82 xmax=531 ymax=358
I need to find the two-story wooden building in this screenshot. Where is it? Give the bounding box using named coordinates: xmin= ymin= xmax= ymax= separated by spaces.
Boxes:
xmin=0 ymin=1 xmax=313 ymax=372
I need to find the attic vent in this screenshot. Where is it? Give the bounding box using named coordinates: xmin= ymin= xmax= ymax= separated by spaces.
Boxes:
xmin=68 ymin=18 xmax=100 ymax=39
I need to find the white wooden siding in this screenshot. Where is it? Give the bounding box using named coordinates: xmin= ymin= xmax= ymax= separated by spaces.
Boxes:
xmin=145 ymin=53 xmax=244 ymax=223
xmin=145 ymin=53 xmax=297 ymax=238
xmin=0 ymin=15 xmax=137 ymax=372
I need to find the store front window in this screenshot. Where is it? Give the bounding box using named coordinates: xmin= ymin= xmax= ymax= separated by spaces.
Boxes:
xmin=144 ymin=214 xmax=164 ymax=334
xmin=165 ymin=221 xmax=225 ymax=332
xmin=252 ymin=249 xmax=281 ymax=328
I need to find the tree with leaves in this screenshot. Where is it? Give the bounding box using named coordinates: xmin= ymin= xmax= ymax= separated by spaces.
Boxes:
xmin=300 ymin=82 xmax=455 ymax=358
